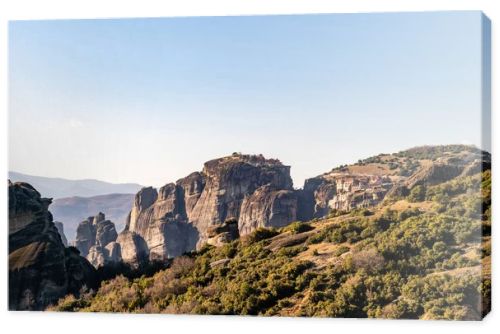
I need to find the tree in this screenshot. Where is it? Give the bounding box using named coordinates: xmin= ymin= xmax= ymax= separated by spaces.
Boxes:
xmin=408 ymin=185 xmax=426 ymax=202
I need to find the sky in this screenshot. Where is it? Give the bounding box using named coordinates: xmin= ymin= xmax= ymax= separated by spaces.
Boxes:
xmin=9 ymin=12 xmax=488 ymax=188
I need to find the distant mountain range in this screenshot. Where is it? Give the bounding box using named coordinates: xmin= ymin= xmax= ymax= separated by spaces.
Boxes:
xmin=8 ymin=171 xmax=143 ymax=199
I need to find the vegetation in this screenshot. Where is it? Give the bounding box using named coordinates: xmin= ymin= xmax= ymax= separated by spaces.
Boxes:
xmin=51 ymin=148 xmax=490 ymax=320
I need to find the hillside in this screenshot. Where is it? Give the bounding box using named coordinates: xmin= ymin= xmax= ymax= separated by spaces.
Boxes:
xmin=8 ymin=171 xmax=142 ymax=199
xmin=50 ymin=145 xmax=491 ymax=320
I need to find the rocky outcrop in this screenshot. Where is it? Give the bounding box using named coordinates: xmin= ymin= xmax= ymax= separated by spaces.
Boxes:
xmin=74 ymin=212 xmax=119 ymax=267
xmin=405 ymin=162 xmax=464 ymax=189
xmin=123 ymin=153 xmax=298 ymax=260
xmin=388 ymin=154 xmax=489 ymax=197
xmin=87 ymin=245 xmax=108 ymax=268
xmin=206 ymin=219 xmax=239 ymax=247
xmin=238 ymin=185 xmax=298 ymax=235
xmin=95 ymin=219 xmax=118 ymax=248
xmin=188 ymin=154 xmax=293 ymax=241
xmin=177 ymin=172 xmax=206 ymax=219
xmin=105 ymin=242 xmax=122 ymax=262
xmin=123 ymin=184 xmax=198 ymax=261
xmin=300 ymin=173 xmax=393 ymax=218
xmin=9 ymin=181 xmax=97 ymax=310
xmin=115 ymin=231 xmax=149 ymax=265
xmin=301 ymin=177 xmax=337 ymax=219
xmin=54 ymin=222 xmax=68 ymax=246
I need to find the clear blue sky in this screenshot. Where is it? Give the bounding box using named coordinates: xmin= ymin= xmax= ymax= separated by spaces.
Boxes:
xmin=9 ymin=12 xmax=487 ymax=187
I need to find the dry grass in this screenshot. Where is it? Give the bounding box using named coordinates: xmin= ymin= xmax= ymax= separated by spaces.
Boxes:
xmin=388 ymin=199 xmax=435 ymax=212
xmin=428 ymin=265 xmax=481 ymax=278
xmin=296 ymin=242 xmax=350 ymax=268
xmin=347 ymin=163 xmax=392 ymax=175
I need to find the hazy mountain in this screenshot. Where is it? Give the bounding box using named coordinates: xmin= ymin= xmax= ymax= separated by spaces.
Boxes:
xmin=8 ymin=171 xmax=142 ymax=199
xmin=50 ymin=193 xmax=135 ymax=242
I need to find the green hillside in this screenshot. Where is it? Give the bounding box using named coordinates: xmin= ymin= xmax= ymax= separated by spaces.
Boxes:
xmin=51 ymin=146 xmax=491 ymax=320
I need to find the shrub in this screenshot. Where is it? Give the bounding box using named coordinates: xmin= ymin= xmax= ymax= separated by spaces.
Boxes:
xmin=408 ymin=185 xmax=426 ymax=202
xmin=282 ymin=221 xmax=313 ymax=234
xmin=244 ymin=228 xmax=279 ymax=244
xmin=334 ymin=246 xmax=350 ymax=257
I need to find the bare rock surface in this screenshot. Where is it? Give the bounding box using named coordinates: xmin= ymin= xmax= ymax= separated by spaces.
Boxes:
xmin=74 ymin=212 xmax=119 ymax=267
xmin=239 ymin=185 xmax=298 ymax=236
xmin=206 ymin=219 xmax=239 ymax=247
xmin=115 ymin=231 xmax=149 ymax=266
xmin=123 ymin=153 xmax=297 ymax=259
xmin=8 ymin=181 xmax=96 ymax=310
xmin=54 ymin=221 xmax=68 ymax=246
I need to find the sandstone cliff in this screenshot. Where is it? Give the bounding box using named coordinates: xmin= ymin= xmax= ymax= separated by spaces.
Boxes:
xmin=9 ymin=181 xmax=97 ymax=310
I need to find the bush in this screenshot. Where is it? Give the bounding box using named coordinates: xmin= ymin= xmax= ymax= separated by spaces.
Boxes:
xmin=244 ymin=228 xmax=279 ymax=244
xmin=282 ymin=222 xmax=313 ymax=234
xmin=334 ymin=246 xmax=350 ymax=257
xmin=408 ymin=185 xmax=426 ymax=202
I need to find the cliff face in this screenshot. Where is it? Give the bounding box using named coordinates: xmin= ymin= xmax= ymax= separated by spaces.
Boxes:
xmin=54 ymin=222 xmax=68 ymax=246
xmin=299 ymin=173 xmax=393 ymax=219
xmin=122 ymin=154 xmax=297 ymax=261
xmin=238 ymin=185 xmax=298 ymax=235
xmin=8 ymin=181 xmax=97 ymax=310
xmin=188 ymin=154 xmax=294 ymax=241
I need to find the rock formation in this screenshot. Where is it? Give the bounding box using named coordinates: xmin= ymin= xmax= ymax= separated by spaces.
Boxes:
xmin=115 ymin=231 xmax=149 ymax=265
xmin=404 ymin=162 xmax=464 ymax=189
xmin=74 ymin=212 xmax=119 ymax=267
xmin=206 ymin=219 xmax=239 ymax=247
xmin=300 ymin=173 xmax=393 ymax=219
xmin=187 ymin=154 xmax=294 ymax=240
xmin=8 ymin=181 xmax=96 ymax=310
xmin=388 ymin=152 xmax=490 ymax=197
xmin=122 ymin=153 xmax=298 ymax=260
xmin=238 ymin=185 xmax=298 ymax=235
xmin=54 ymin=221 xmax=68 ymax=246
xmin=300 ymin=146 xmax=490 ymax=219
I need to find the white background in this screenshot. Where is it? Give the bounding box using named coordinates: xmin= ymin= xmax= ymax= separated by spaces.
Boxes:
xmin=0 ymin=1 xmax=498 ymax=333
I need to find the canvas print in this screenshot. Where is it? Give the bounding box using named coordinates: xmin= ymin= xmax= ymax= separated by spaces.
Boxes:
xmin=8 ymin=12 xmax=491 ymax=320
